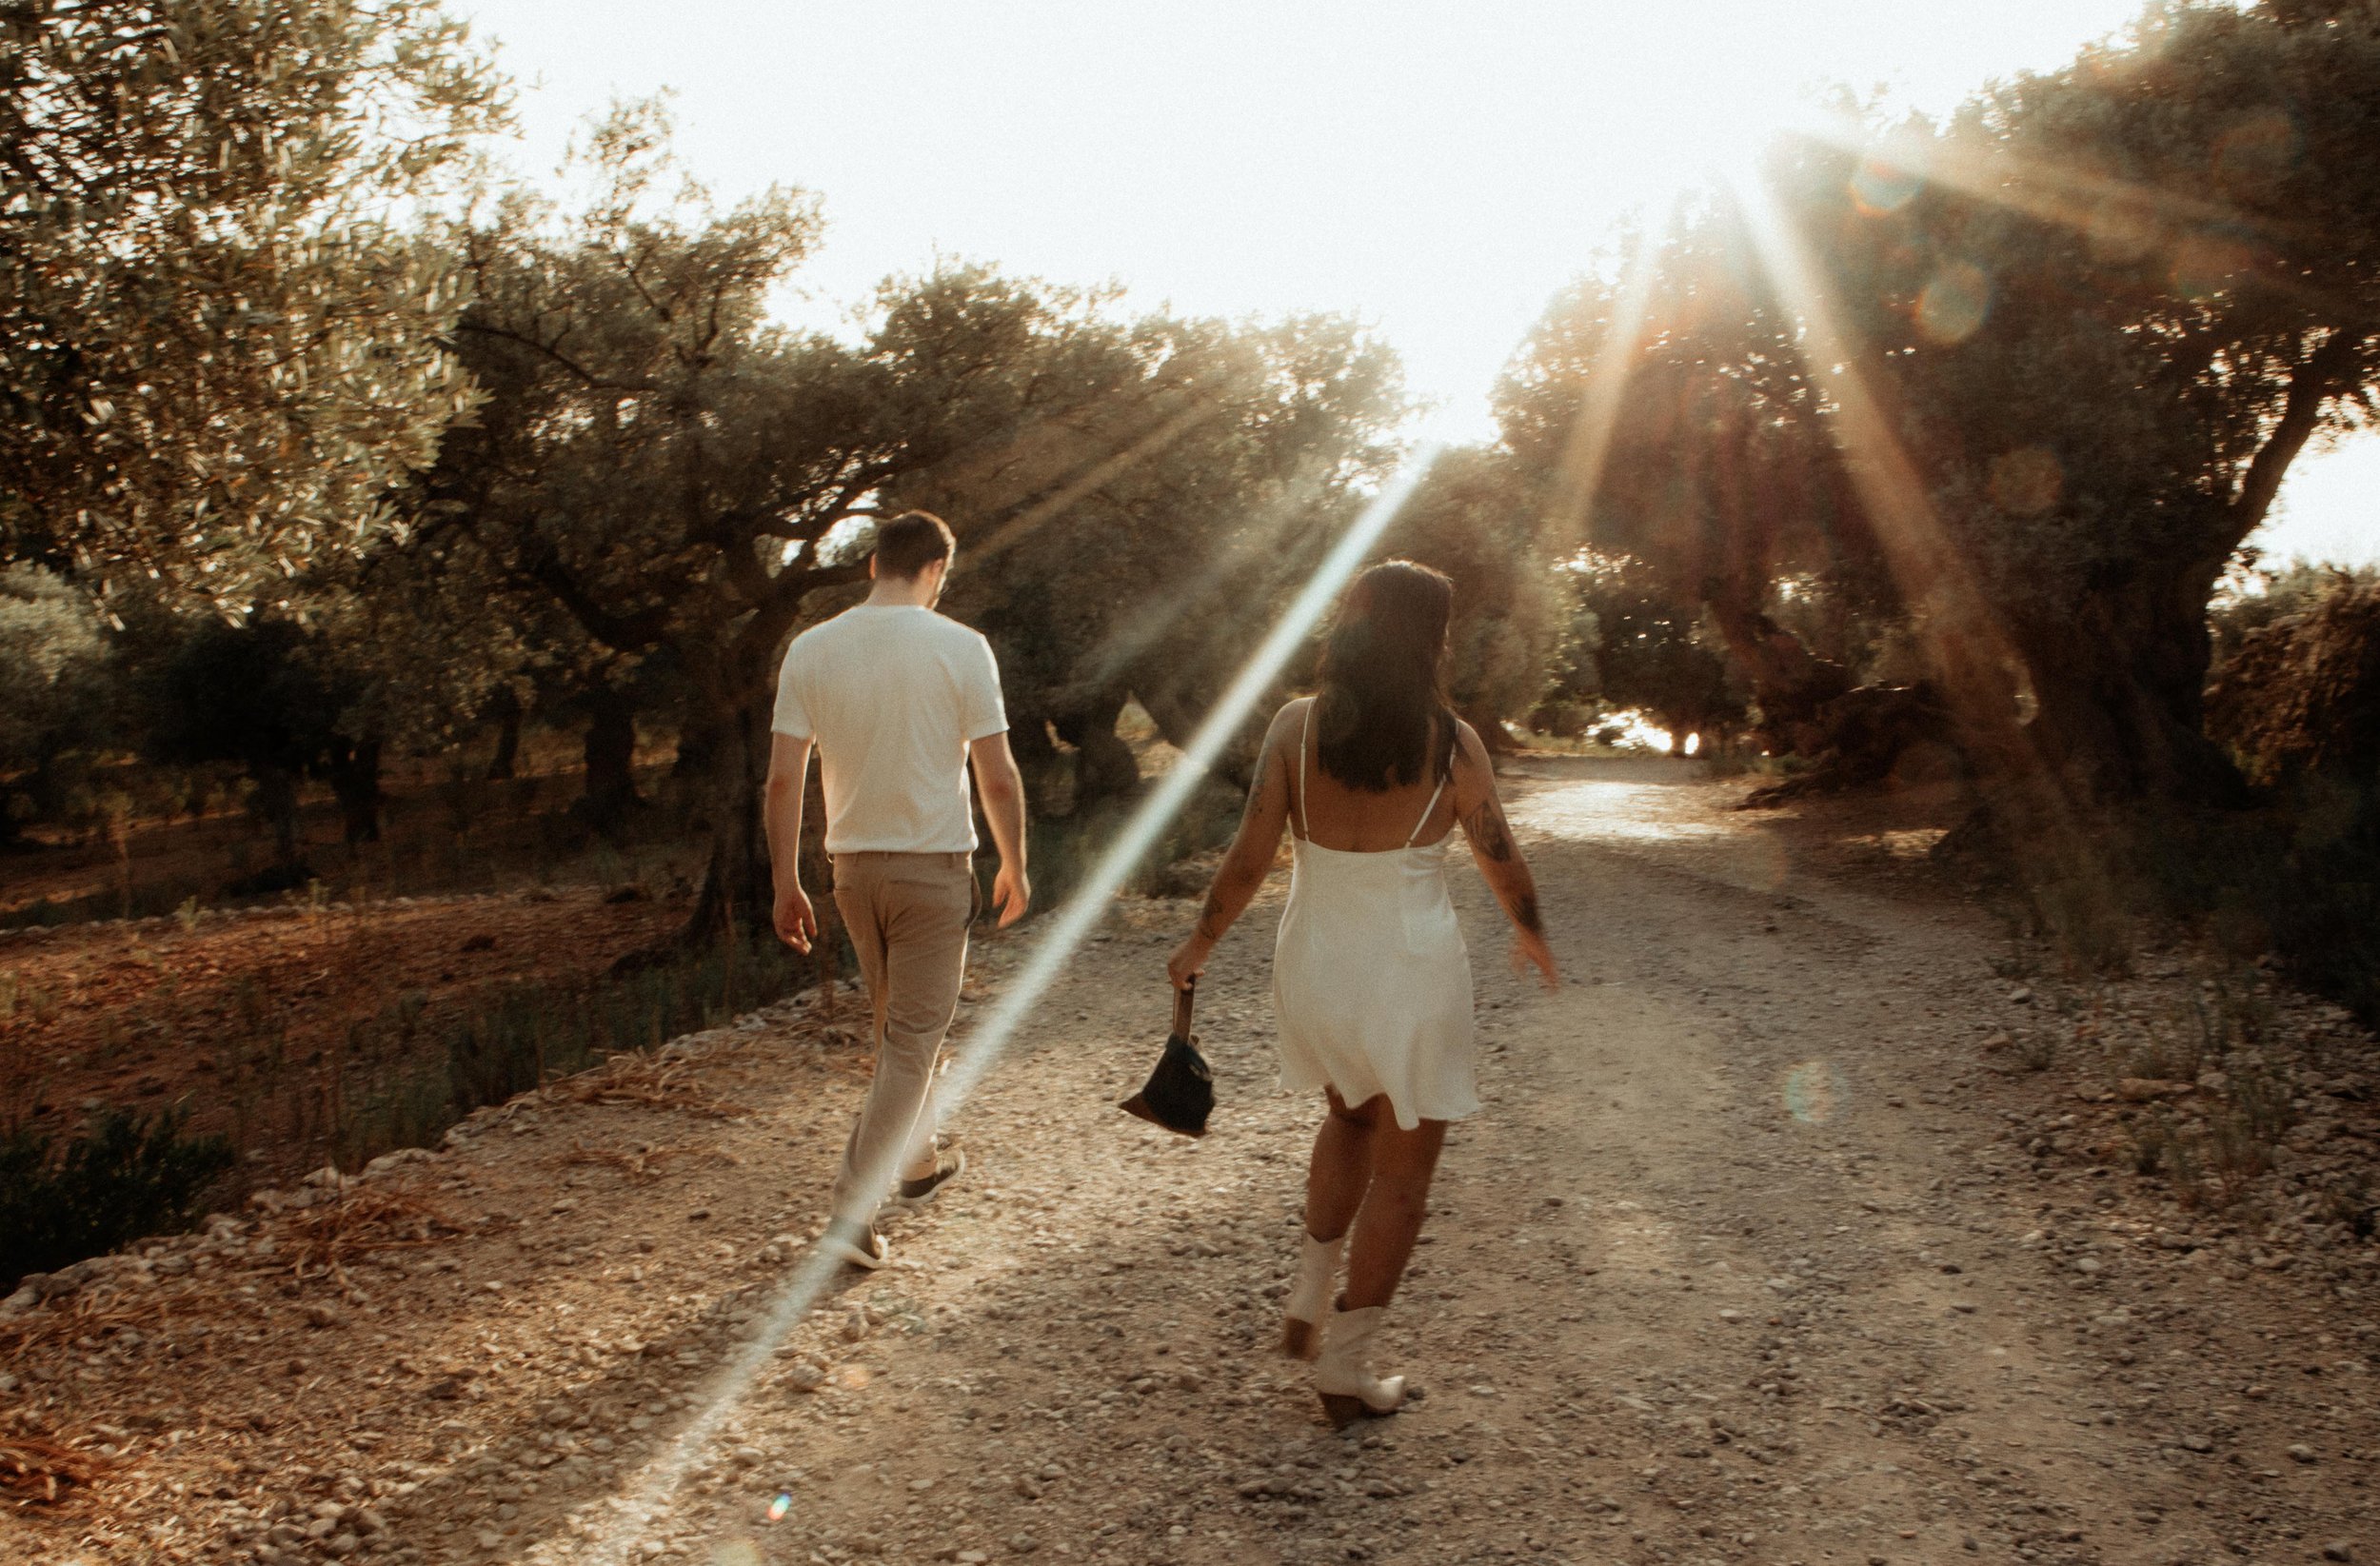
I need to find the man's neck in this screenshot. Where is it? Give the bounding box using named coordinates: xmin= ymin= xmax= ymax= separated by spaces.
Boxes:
xmin=863 ymin=582 xmax=936 ymax=609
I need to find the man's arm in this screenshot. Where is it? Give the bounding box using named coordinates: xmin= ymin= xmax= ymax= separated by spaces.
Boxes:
xmin=968 ymin=731 xmax=1032 ymax=927
xmin=764 ymin=731 xmax=818 ymax=952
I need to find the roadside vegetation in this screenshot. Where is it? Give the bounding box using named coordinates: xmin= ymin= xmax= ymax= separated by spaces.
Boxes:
xmin=5 ymin=0 xmax=2380 ymax=1300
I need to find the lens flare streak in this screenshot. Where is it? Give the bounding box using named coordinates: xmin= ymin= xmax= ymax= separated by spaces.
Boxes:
xmin=571 ymin=448 xmax=1440 ymax=1566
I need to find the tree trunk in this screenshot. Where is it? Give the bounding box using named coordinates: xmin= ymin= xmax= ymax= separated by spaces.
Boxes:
xmin=1055 ymin=694 xmax=1139 ymax=807
xmin=484 ymin=692 xmax=523 ymax=782
xmin=2003 ymin=563 xmax=2248 ymax=805
xmin=1135 ymin=683 xmax=1267 ymax=790
xmin=250 ymin=763 xmax=303 ymax=874
xmin=1704 ymin=596 xmax=1855 ymax=756
xmin=326 ymin=736 xmax=383 ymax=844
xmin=682 ymin=696 xmax=779 ymax=946
xmin=1006 ymin=713 xmax=1070 ymax=817
xmin=1458 ymin=703 xmax=1519 ymax=757
xmin=580 ymin=679 xmax=641 ymax=830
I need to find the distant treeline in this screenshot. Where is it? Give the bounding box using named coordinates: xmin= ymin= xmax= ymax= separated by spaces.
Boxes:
xmin=5 ymin=2 xmax=2380 ymax=1012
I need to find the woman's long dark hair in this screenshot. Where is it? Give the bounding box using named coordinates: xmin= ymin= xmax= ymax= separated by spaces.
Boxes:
xmin=1313 ymin=560 xmax=1457 ymax=792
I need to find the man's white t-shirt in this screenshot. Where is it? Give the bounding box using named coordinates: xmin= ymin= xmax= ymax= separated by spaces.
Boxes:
xmin=771 ymin=605 xmax=1009 ymax=854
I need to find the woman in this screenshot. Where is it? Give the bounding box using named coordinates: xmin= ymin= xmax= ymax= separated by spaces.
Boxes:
xmin=1168 ymin=560 xmax=1558 ymax=1428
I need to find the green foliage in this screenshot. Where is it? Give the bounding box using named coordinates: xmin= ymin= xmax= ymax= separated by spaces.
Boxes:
xmin=1369 ymin=447 xmax=1570 ymax=737
xmin=1499 ymin=3 xmax=2380 ymax=798
xmin=0 ymin=1105 xmax=234 ymax=1290
xmin=1552 ymin=558 xmax=1748 ymax=751
xmin=0 ymin=565 xmax=126 ymax=842
xmin=2206 ymin=569 xmax=2380 ymax=783
xmin=0 ymin=0 xmax=506 ymax=604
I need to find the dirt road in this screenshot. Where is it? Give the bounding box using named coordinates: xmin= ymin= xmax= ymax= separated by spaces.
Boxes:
xmin=10 ymin=757 xmax=2380 ymax=1566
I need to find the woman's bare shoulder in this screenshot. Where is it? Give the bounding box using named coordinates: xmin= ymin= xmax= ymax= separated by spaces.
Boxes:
xmin=1267 ymin=696 xmax=1317 ymax=737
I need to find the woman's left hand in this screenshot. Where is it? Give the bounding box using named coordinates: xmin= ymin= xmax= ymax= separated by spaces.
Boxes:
xmin=1167 ymin=934 xmax=1213 ymax=991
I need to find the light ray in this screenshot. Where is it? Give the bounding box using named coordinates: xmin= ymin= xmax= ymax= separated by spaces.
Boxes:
xmin=1723 ymin=163 xmax=2117 ymax=926
xmin=965 ymin=385 xmax=1230 ymax=569
xmin=569 ymin=446 xmax=1441 ymax=1566
xmin=1071 ymin=462 xmax=1333 ymax=693
xmin=1801 ymin=114 xmax=2346 ymax=316
xmin=1536 ymin=228 xmax=1664 ymax=553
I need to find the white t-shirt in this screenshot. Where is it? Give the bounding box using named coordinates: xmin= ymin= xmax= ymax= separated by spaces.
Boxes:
xmin=771 ymin=605 xmax=1009 ymax=854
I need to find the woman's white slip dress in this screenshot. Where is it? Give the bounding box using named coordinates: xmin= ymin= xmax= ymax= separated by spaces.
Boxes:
xmin=1271 ymin=706 xmax=1478 ymax=1130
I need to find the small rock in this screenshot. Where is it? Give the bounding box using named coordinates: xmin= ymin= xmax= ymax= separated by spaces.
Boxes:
xmin=783 ymin=1361 xmax=826 ymax=1394
xmin=1013 ymin=1475 xmax=1041 ymax=1499
xmin=2291 ymin=1443 xmax=2319 ymax=1463
xmin=2179 ymin=1433 xmax=2213 ymax=1454
xmin=2323 ymin=1544 xmax=2353 ymax=1563
xmin=305 ymin=1302 xmax=342 ymax=1330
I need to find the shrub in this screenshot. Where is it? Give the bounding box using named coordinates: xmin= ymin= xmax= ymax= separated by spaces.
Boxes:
xmin=0 ymin=1105 xmax=234 ymax=1291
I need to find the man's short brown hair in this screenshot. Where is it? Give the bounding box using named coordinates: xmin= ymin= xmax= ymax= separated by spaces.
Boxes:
xmin=872 ymin=511 xmax=956 ymax=580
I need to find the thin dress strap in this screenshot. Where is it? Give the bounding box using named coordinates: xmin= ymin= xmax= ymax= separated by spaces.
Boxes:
xmin=1294 ymin=701 xmax=1314 ymax=841
xmin=1404 ymin=719 xmax=1448 ymax=848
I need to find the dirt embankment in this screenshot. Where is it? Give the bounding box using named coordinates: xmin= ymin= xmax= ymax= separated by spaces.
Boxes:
xmin=7 ymin=756 xmax=2379 ymax=1566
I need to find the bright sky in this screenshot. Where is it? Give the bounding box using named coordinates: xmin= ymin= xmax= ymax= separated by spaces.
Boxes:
xmin=454 ymin=0 xmax=2374 ymax=567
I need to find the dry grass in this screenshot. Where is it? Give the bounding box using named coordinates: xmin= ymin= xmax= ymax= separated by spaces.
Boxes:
xmin=0 ymin=1431 xmax=111 ymax=1508
xmin=277 ymin=1188 xmax=461 ymax=1288
xmin=550 ymin=1051 xmax=749 ymax=1119
xmin=0 ymin=1288 xmax=182 ymax=1358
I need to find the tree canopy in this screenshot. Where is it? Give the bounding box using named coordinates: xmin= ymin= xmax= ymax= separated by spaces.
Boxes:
xmin=0 ymin=0 xmax=504 ymax=604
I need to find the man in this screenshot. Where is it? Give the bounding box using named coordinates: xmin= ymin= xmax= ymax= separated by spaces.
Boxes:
xmin=764 ymin=510 xmax=1030 ymax=1269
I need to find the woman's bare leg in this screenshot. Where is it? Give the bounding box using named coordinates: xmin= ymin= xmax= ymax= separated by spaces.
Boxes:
xmin=1342 ymin=1116 xmax=1448 ymax=1309
xmin=1301 ymin=1089 xmax=1378 ymax=1242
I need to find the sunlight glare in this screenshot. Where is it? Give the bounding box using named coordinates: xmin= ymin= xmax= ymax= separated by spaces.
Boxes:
xmin=570 ymin=447 xmax=1442 ymax=1566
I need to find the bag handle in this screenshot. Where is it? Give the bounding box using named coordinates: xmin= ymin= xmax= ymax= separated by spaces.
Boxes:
xmin=1172 ymin=975 xmax=1196 ymax=1040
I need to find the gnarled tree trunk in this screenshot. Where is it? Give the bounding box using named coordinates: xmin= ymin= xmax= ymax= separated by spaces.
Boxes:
xmin=684 ymin=696 xmax=778 ymax=945
xmin=579 ymin=678 xmax=641 ymax=831
xmin=326 ymin=736 xmax=383 ymax=844
xmin=483 ymin=691 xmax=523 ymax=782
xmin=1703 ymin=596 xmax=1855 ymax=757
xmin=2002 ymin=560 xmax=2248 ymax=806
xmin=1055 ymin=693 xmax=1139 ymax=808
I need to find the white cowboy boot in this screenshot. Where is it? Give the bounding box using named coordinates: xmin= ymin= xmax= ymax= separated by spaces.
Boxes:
xmin=1314 ymin=1302 xmax=1406 ymax=1428
xmin=1280 ymin=1230 xmax=1346 ymax=1360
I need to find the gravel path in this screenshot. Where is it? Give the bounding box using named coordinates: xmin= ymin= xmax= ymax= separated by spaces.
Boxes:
xmin=9 ymin=756 xmax=2378 ymax=1566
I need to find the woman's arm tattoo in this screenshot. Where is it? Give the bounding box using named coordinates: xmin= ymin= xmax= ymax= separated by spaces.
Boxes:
xmin=1512 ymin=889 xmax=1543 ymax=935
xmin=1197 ymin=886 xmax=1230 ymax=942
xmin=1242 ymin=750 xmax=1269 ymax=821
xmin=1465 ymin=798 xmax=1517 ymax=862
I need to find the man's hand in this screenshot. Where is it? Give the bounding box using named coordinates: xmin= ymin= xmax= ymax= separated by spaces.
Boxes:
xmin=774 ymin=884 xmax=818 ymax=953
xmin=991 ymin=862 xmax=1031 ymax=928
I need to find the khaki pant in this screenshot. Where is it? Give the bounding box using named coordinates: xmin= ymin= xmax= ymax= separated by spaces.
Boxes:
xmin=827 ymin=851 xmax=976 ymax=1225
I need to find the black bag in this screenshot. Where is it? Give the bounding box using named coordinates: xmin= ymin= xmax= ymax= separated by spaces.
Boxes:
xmin=1120 ymin=979 xmax=1214 ymax=1138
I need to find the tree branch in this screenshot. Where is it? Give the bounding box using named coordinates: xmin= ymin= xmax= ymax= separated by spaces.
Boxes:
xmin=2228 ymin=323 xmax=2372 ymax=543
